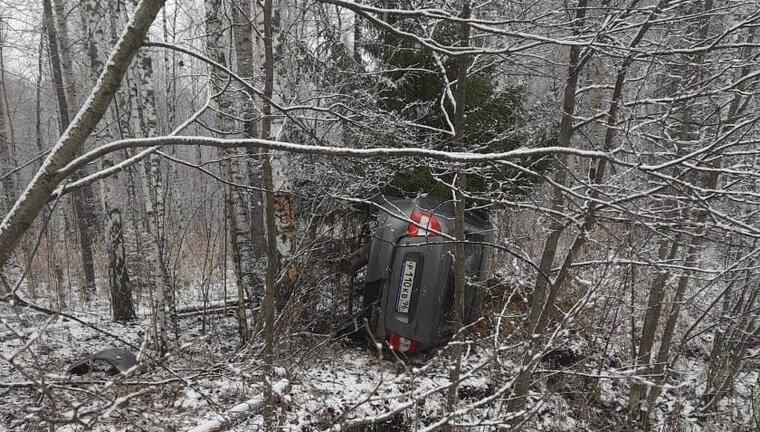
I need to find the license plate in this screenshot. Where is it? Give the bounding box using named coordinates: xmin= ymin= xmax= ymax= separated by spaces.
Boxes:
xmin=396 ymin=261 xmax=416 ymax=313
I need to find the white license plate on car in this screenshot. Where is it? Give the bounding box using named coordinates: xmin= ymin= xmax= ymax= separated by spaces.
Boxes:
xmin=396 ymin=261 xmax=416 ymax=314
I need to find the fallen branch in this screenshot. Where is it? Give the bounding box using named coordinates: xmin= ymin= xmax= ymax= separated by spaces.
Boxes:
xmin=186 ymin=379 xmax=290 ymax=432
xmin=175 ymin=299 xmax=254 ymax=319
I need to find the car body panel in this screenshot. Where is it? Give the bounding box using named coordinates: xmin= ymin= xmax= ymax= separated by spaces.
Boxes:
xmin=365 ymin=196 xmax=492 ymax=351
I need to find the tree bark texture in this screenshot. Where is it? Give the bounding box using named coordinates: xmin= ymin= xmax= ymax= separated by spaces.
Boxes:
xmin=445 ymin=0 xmax=470 ymax=423
xmin=107 ymin=208 xmax=135 ymax=320
xmin=44 ymin=0 xmax=99 ymax=299
xmin=261 ymin=0 xmax=277 ymax=424
xmin=136 ymin=0 xmax=177 ymax=341
xmin=82 ymin=0 xmax=138 ymax=322
xmin=0 ymin=18 xmax=14 ymax=215
xmin=53 ymin=0 xmax=79 ymax=121
xmin=265 ymin=0 xmax=297 ymax=311
xmin=232 ymin=1 xmax=266 ymax=318
xmin=0 ymin=0 xmax=167 ymax=280
xmin=206 ymin=0 xmax=252 ymax=343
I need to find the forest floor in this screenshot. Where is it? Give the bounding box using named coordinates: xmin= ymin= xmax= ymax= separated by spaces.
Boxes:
xmin=1 ymin=287 xmax=758 ymax=431
xmin=1 ymin=292 xmax=504 ymax=432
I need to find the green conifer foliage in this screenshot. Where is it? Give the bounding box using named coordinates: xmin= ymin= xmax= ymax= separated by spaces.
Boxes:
xmin=366 ymin=18 xmax=550 ymax=199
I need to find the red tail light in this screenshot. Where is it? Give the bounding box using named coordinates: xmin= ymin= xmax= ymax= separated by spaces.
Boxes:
xmin=408 ymin=210 xmax=441 ymax=237
xmin=388 ymin=332 xmax=421 ymax=352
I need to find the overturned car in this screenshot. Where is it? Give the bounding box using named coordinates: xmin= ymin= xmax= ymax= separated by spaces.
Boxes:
xmin=357 ymin=196 xmax=493 ymax=353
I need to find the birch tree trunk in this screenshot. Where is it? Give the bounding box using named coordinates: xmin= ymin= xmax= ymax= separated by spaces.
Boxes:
xmin=60 ymin=0 xmax=100 ymax=299
xmin=445 ymin=1 xmax=470 ymax=424
xmin=82 ymin=0 xmax=136 ymax=321
xmin=121 ymin=0 xmax=175 ymax=348
xmin=162 ymin=5 xmax=176 ymax=131
xmin=261 ymin=0 xmax=277 ymax=423
xmin=106 ymin=207 xmax=135 ymax=320
xmin=35 ymin=32 xmax=45 ymax=171
xmin=0 ymin=18 xmax=14 ymax=215
xmin=0 ymin=0 xmax=167 ymax=287
xmin=53 ymin=0 xmax=78 ymax=121
xmin=139 ymin=152 xmax=169 ymax=351
xmin=33 ymin=24 xmax=67 ymax=304
xmin=44 ymin=0 xmax=98 ymax=300
xmin=232 ymin=0 xmax=265 ymax=324
xmin=206 ymin=0 xmax=251 ymax=343
xmin=262 ymin=0 xmax=296 ymax=311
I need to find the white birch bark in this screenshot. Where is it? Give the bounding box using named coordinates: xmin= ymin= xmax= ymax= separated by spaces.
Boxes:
xmin=232 ymin=0 xmax=265 ymax=325
xmin=44 ymin=0 xmax=98 ymax=299
xmin=134 ymin=26 xmax=173 ymax=352
xmin=82 ymin=0 xmax=136 ymax=321
xmin=0 ymin=0 xmax=167 ymax=291
xmin=206 ymin=0 xmax=252 ymax=342
xmin=261 ymin=0 xmax=277 ymax=422
xmin=255 ymin=0 xmax=296 ymax=310
xmin=0 ymin=45 xmax=14 ymax=215
xmin=53 ymin=0 xmax=78 ymax=121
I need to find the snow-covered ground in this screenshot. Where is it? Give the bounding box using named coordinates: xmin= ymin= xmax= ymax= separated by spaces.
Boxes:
xmin=0 ymin=297 xmax=502 ymax=431
xmin=1 ymin=288 xmax=758 ymax=431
